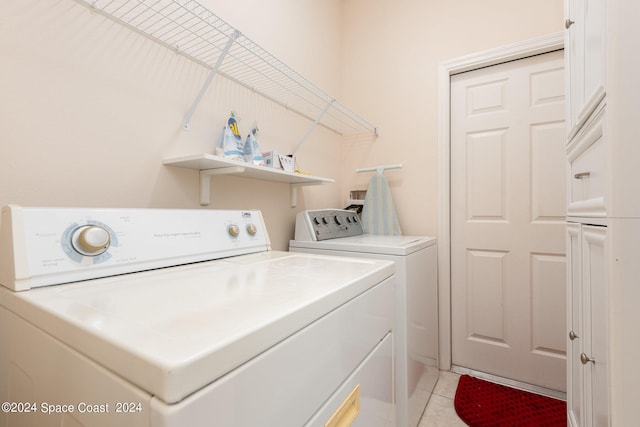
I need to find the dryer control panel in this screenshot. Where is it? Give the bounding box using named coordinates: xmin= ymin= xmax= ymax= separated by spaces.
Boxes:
xmin=294 ymin=209 xmax=364 ymax=241
xmin=0 ymin=206 xmax=270 ymax=290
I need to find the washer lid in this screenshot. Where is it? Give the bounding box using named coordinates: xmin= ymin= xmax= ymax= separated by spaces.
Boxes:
xmin=290 ymin=234 xmax=436 ymax=256
xmin=0 ymin=251 xmax=394 ymax=404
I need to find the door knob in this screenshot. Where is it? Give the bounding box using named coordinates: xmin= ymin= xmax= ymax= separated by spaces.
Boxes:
xmin=569 ymin=330 xmax=578 ymax=341
xmin=580 ymin=353 xmax=595 ymax=365
xmin=565 ymin=19 xmax=575 ymax=29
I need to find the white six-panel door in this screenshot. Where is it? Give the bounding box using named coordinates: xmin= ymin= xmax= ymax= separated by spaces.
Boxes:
xmin=450 ymin=50 xmax=567 ymax=391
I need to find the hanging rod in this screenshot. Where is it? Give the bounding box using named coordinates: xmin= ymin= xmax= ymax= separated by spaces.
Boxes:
xmin=356 ymin=164 xmax=403 ymax=175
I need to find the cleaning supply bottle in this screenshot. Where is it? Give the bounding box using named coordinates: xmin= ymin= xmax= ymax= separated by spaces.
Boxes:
xmin=216 ymin=111 xmax=245 ymax=161
xmin=244 ymin=123 xmax=265 ymax=166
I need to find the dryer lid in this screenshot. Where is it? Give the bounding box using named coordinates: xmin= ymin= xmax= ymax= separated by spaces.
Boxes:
xmin=290 ymin=234 xmax=436 ymax=256
xmin=1 ymin=251 xmax=394 ymax=404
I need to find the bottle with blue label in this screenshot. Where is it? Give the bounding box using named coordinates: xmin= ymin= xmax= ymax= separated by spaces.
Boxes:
xmin=244 ymin=124 xmax=265 ymax=166
xmin=216 ymin=111 xmax=245 ymax=161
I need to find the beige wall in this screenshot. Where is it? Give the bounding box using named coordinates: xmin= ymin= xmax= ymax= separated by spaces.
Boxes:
xmin=340 ymin=0 xmax=563 ymax=236
xmin=0 ymin=0 xmax=346 ymax=251
xmin=0 ymin=0 xmax=562 ymax=250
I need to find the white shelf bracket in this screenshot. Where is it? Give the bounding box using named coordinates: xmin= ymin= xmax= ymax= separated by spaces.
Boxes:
xmin=290 ymin=183 xmax=303 ymax=208
xmin=291 ymin=99 xmax=335 ymax=155
xmin=183 ymin=30 xmax=240 ymax=131
xmin=199 ymin=166 xmax=245 ymax=205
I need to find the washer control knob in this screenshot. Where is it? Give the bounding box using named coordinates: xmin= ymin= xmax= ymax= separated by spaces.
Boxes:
xmin=313 ymin=216 xmax=320 ymax=225
xmin=72 ymin=225 xmax=111 ymax=256
xmin=246 ymin=223 xmax=258 ymax=235
xmin=334 ymin=215 xmax=342 ymax=225
xmin=228 ymin=224 xmax=240 ymax=237
xmin=322 ymin=217 xmax=328 ymax=225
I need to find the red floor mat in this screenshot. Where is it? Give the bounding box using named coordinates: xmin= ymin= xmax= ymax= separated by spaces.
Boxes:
xmin=454 ymin=375 xmax=566 ymax=426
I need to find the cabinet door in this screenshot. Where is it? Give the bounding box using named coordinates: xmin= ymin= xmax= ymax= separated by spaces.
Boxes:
xmin=566 ymin=223 xmax=583 ymax=427
xmin=581 ymin=225 xmax=609 ymax=427
xmin=565 ymin=0 xmax=606 ymax=135
xmin=565 ymin=0 xmax=583 ymax=134
xmin=566 ymin=223 xmax=609 ymax=427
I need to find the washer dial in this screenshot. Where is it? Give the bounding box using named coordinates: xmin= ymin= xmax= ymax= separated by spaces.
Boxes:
xmin=72 ymin=225 xmax=111 ymax=256
xmin=227 ymin=224 xmax=240 ymax=237
xmin=246 ymin=223 xmax=258 ymax=235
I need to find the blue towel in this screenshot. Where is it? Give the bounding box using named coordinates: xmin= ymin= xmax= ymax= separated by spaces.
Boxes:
xmin=361 ymin=174 xmax=402 ymax=235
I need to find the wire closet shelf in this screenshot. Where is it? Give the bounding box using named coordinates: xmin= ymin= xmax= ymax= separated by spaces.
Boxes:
xmin=81 ymin=0 xmax=377 ymax=136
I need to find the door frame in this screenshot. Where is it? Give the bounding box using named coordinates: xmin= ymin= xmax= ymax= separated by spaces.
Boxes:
xmin=437 ymin=32 xmax=564 ymax=370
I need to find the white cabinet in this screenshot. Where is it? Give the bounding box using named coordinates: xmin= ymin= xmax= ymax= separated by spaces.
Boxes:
xmin=565 ymin=0 xmax=609 ymax=425
xmin=564 ymin=0 xmax=606 ymax=136
xmin=565 ymin=2 xmax=640 ymax=425
xmin=566 ymin=223 xmax=609 ymax=427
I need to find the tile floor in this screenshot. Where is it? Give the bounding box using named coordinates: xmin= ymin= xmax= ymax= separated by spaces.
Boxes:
xmin=417 ymin=371 xmax=467 ymax=426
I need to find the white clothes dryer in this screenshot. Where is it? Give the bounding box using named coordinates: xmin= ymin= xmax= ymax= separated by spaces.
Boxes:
xmin=0 ymin=206 xmax=396 ymax=427
xmin=290 ymin=209 xmax=438 ymax=427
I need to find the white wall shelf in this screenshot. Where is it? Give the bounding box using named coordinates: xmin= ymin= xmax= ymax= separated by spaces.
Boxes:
xmin=164 ymin=154 xmax=333 ymax=207
xmin=81 ymin=0 xmax=377 ymax=142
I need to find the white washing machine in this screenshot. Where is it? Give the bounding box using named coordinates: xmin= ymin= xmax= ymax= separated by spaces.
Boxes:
xmin=290 ymin=209 xmax=438 ymax=427
xmin=0 ymin=206 xmax=396 ymax=427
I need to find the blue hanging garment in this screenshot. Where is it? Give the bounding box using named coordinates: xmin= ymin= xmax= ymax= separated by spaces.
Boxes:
xmin=361 ymin=173 xmax=402 ymax=235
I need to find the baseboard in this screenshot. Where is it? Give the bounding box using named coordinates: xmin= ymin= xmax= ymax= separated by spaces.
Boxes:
xmin=450 ymin=365 xmax=567 ymax=401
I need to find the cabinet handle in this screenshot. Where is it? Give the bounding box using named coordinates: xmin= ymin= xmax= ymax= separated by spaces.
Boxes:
xmin=574 ymin=171 xmax=591 ymax=179
xmin=565 ymin=18 xmax=575 ymax=29
xmin=580 ymin=353 xmax=595 ymax=365
xmin=569 ymin=330 xmax=579 ymax=341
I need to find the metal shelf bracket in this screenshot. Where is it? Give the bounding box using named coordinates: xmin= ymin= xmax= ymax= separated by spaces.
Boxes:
xmin=183 ymin=30 xmax=240 ymax=131
xmin=291 ymin=99 xmax=335 ymax=155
